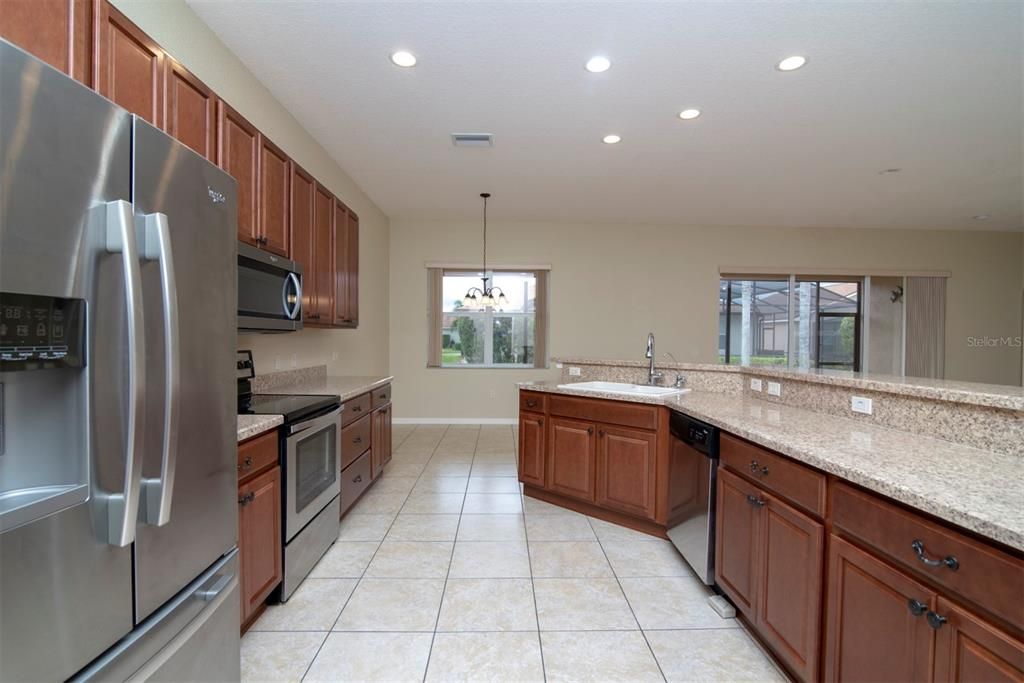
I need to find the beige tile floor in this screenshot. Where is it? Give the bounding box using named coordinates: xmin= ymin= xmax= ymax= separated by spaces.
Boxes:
xmin=242 ymin=425 xmax=787 ymax=683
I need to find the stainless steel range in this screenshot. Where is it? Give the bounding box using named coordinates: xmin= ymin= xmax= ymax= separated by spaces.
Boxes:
xmin=237 ymin=351 xmax=341 ymax=600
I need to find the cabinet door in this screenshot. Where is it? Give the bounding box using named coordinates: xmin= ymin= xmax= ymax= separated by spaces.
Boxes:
xmin=518 ymin=412 xmax=546 ymax=487
xmin=757 ymin=493 xmax=825 ymax=682
xmin=339 ymin=211 xmax=359 ymax=326
xmin=290 ymin=164 xmax=316 ymax=322
xmin=715 ymin=467 xmax=761 ymax=618
xmin=310 ymin=184 xmax=334 ymax=323
xmin=164 ymin=58 xmax=217 ymax=161
xmin=546 ymin=417 xmax=596 ymax=502
xmin=331 ymin=202 xmax=354 ymax=326
xmin=238 ymin=466 xmax=282 ymax=623
xmin=824 ymin=535 xmax=937 ymax=683
xmin=381 ymin=406 xmax=392 ymax=469
xmin=370 ymin=408 xmax=384 ymax=480
xmin=595 ymin=424 xmax=657 ymax=520
xmin=259 ymin=136 xmax=290 ymax=257
xmin=0 ymin=0 xmax=93 ymax=84
xmin=217 ymin=102 xmax=260 ymax=245
xmin=95 ymin=1 xmax=163 ymax=125
xmin=933 ymin=597 xmax=1024 ymax=683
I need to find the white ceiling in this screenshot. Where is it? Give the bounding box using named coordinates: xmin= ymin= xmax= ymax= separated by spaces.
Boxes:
xmin=188 ymin=1 xmax=1023 ymax=231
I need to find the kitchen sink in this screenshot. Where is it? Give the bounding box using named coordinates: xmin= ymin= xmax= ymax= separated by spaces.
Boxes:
xmin=556 ymin=381 xmax=691 ymax=397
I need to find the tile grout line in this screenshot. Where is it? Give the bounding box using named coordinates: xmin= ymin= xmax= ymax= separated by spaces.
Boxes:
xmin=422 ymin=423 xmax=478 ymax=683
xmin=587 ymin=515 xmax=669 ymax=683
xmin=522 ymin=469 xmax=548 ymax=682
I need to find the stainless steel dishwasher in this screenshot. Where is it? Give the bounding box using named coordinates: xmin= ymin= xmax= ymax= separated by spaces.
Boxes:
xmin=666 ymin=411 xmax=720 ymax=585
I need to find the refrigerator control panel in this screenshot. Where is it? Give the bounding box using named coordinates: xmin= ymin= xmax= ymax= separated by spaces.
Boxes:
xmin=0 ymin=292 xmax=85 ymax=370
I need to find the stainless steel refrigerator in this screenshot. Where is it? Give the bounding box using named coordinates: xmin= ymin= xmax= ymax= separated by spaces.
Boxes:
xmin=0 ymin=40 xmax=240 ymax=681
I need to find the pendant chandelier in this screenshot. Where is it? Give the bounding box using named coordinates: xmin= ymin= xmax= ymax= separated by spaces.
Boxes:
xmin=459 ymin=192 xmax=507 ymax=309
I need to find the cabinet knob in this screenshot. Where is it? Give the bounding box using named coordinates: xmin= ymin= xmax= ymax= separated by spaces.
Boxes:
xmin=911 ymin=539 xmax=959 ymax=571
xmin=746 ymin=494 xmax=766 ymax=508
xmin=353 ymin=475 xmax=362 ymax=483
xmin=238 ymin=455 xmax=253 ymax=471
xmin=526 ymin=399 xmax=538 ymax=408
xmin=238 ymin=491 xmax=255 ymax=506
xmin=907 ymin=599 xmax=928 ymax=617
xmin=598 ymin=429 xmax=604 ymax=437
xmin=587 ymin=426 xmax=594 ymax=435
xmin=925 ymin=611 xmax=947 ymax=630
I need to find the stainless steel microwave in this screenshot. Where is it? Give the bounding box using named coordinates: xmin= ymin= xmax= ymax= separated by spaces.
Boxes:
xmin=238 ymin=242 xmax=303 ymax=332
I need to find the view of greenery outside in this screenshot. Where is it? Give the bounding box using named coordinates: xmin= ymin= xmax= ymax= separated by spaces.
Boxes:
xmin=839 ymin=316 xmax=855 ymax=356
xmin=440 ymin=271 xmax=537 ymax=367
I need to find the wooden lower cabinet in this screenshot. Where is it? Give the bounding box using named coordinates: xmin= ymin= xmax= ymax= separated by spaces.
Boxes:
xmin=518 ymin=412 xmax=546 ymax=487
xmin=715 ymin=467 xmax=824 ymax=681
xmin=933 ymin=598 xmax=1024 ymax=682
xmin=595 ymin=424 xmax=657 ymax=520
xmin=238 ymin=464 xmax=282 ymax=625
xmin=546 ymin=417 xmax=597 ymax=502
xmin=371 ymin=404 xmax=392 ymax=479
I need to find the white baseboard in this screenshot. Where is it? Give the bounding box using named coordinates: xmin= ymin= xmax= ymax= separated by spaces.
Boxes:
xmin=392 ymin=417 xmax=518 ymax=425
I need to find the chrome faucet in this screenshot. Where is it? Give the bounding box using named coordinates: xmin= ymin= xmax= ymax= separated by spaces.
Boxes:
xmin=664 ymin=352 xmax=687 ymax=389
xmin=645 ymin=333 xmax=663 ymax=385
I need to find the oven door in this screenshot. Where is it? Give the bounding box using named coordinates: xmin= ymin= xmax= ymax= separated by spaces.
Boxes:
xmin=237 ymin=242 xmax=303 ymax=332
xmin=284 ymin=407 xmax=342 ymax=541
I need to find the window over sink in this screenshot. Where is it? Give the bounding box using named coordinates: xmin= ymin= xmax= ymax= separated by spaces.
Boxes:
xmin=427 ymin=268 xmax=549 ymax=369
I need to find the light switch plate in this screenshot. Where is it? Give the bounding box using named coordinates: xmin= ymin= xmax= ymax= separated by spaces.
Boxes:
xmin=767 ymin=381 xmax=782 ymax=396
xmin=569 ymin=367 xmax=581 ymax=376
xmin=750 ymin=378 xmax=763 ymax=392
xmin=851 ymin=396 xmax=873 ymax=415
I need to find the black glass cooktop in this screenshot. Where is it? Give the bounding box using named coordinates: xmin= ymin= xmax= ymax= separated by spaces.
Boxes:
xmin=240 ymin=393 xmax=340 ymax=424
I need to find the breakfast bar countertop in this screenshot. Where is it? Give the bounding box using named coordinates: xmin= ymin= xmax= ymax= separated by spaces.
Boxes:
xmin=520 ymin=381 xmax=1024 ymax=552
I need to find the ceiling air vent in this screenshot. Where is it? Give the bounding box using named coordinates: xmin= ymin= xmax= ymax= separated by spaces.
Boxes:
xmin=451 ymin=133 xmax=494 ymax=147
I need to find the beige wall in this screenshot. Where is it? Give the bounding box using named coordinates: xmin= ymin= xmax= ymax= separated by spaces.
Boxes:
xmin=112 ymin=0 xmax=390 ymax=376
xmin=390 ymin=221 xmax=1023 ymax=420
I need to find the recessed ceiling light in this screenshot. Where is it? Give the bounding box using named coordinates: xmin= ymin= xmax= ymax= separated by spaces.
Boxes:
xmin=678 ymin=108 xmax=701 ymax=120
xmin=390 ymin=51 xmax=417 ymax=67
xmin=878 ymin=168 xmax=902 ymax=175
xmin=585 ymin=56 xmax=612 ymax=73
xmin=602 ymin=134 xmax=621 ymax=144
xmin=776 ymin=55 xmax=807 ymax=71
xmin=973 ymin=214 xmax=990 ymax=221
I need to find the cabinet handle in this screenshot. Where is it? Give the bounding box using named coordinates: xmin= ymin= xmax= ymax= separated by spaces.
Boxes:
xmin=238 ymin=491 xmax=255 ymax=506
xmin=353 ymin=437 xmax=362 ymax=444
xmin=598 ymin=429 xmax=604 ymax=437
xmin=587 ymin=426 xmax=594 ymax=435
xmin=925 ymin=611 xmax=947 ymax=630
xmin=538 ymin=419 xmax=544 ymax=426
xmin=907 ymin=599 xmax=928 ymax=617
xmin=352 ymin=405 xmax=361 ymax=412
xmin=238 ymin=455 xmax=253 ymax=471
xmin=353 ymin=475 xmax=362 ymax=483
xmin=746 ymin=494 xmax=766 ymax=508
xmin=911 ymin=539 xmax=959 ymax=571
xmin=379 ymin=393 xmax=388 ymax=399
xmin=526 ymin=399 xmax=538 ymax=408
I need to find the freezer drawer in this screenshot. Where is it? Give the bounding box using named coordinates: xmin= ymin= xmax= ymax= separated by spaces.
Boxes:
xmin=74 ymin=549 xmax=240 ymax=682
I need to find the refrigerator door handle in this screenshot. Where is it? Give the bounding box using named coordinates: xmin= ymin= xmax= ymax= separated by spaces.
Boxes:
xmin=141 ymin=212 xmax=180 ymax=527
xmin=104 ymin=200 xmax=146 ymax=547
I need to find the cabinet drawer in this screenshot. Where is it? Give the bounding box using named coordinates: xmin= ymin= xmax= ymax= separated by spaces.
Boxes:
xmin=720 ymin=433 xmax=825 ymax=517
xmin=520 ymin=391 xmax=548 ymax=413
xmin=341 ymin=414 xmax=371 ymax=469
xmin=832 ymin=482 xmax=1024 ymax=630
xmin=371 ymin=383 xmax=392 ymax=409
xmin=549 ymin=394 xmax=658 ymax=430
xmin=342 ymin=392 xmax=371 ymax=427
xmin=238 ymin=430 xmax=278 ymax=481
xmin=340 ymin=451 xmax=372 ymax=515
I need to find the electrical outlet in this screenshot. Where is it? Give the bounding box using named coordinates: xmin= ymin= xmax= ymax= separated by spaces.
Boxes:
xmin=750 ymin=378 xmax=763 ymax=392
xmin=489 ymin=389 xmax=496 ymax=399
xmin=569 ymin=367 xmax=581 ymax=376
xmin=555 ymin=362 xmax=563 ymax=369
xmin=767 ymin=381 xmax=782 ymax=396
xmin=331 ymin=352 xmax=338 ymax=361
xmin=851 ymin=396 xmax=873 ymax=415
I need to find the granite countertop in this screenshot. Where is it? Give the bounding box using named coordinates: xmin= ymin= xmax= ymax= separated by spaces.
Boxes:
xmin=267 ymin=375 xmax=393 ymax=402
xmin=238 ymin=414 xmax=283 ymax=442
xmin=521 ymin=381 xmax=1024 ymax=551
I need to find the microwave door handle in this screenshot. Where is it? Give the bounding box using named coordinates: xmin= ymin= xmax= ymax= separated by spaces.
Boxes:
xmin=104 ymin=200 xmax=146 ymax=547
xmin=282 ymin=272 xmax=301 ymax=320
xmin=140 ymin=212 xmax=179 ymax=526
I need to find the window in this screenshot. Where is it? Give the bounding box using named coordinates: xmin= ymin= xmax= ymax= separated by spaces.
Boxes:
xmin=719 ymin=276 xmax=861 ymax=371
xmin=428 ymin=268 xmax=549 ymax=368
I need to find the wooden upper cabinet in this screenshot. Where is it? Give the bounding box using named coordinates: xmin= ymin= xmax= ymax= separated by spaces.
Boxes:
xmin=259 ymin=135 xmax=290 ymax=257
xmin=595 ymin=425 xmax=657 ymax=520
xmin=217 ymin=102 xmax=259 ymax=246
xmin=518 ymin=412 xmax=546 ymax=488
xmin=322 ymin=199 xmax=345 ymax=323
xmin=332 ymin=205 xmax=358 ymax=326
xmin=933 ymin=597 xmax=1024 ymax=683
xmin=715 ymin=467 xmax=761 ymax=619
xmin=0 ymin=0 xmax=93 ymax=84
xmin=164 ymin=58 xmax=217 ymax=161
xmin=824 ymin=535 xmax=937 ymax=683
xmin=757 ymin=493 xmax=824 ymax=682
xmin=309 ymin=184 xmax=334 ymax=323
xmin=95 ymin=1 xmax=162 ymax=125
xmin=238 ymin=465 xmax=281 ymax=624
xmin=289 ymin=164 xmax=315 ymax=321
xmin=547 ymin=417 xmax=597 ymax=503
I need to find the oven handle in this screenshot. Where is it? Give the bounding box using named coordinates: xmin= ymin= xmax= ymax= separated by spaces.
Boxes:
xmin=289 ymin=405 xmax=343 ymax=436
